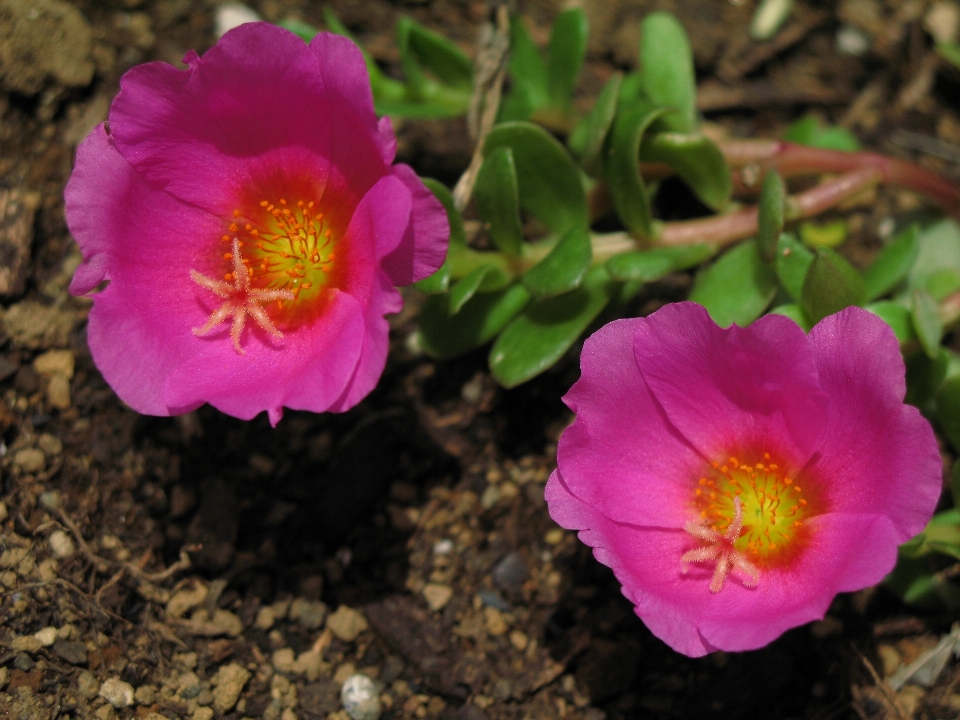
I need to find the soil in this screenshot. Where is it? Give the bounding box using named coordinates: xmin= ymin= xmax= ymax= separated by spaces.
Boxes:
xmin=2 ymin=1 xmax=960 ymax=720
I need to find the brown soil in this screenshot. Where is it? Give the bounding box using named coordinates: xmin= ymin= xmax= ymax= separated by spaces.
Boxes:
xmin=2 ymin=1 xmax=960 ymax=720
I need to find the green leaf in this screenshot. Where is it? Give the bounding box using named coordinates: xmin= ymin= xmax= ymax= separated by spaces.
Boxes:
xmin=449 ymin=265 xmax=510 ymax=315
xmin=320 ymin=8 xmax=398 ymax=101
xmin=500 ymin=17 xmax=549 ymax=121
xmin=866 ymin=301 xmax=916 ymax=343
xmin=768 ymin=303 xmax=811 ymax=330
xmin=400 ymin=17 xmax=473 ymax=91
xmin=473 ymin=147 xmax=523 ymax=256
xmin=908 ymin=219 xmax=960 ymax=300
xmin=417 ymin=284 xmax=532 ymax=358
xmin=639 ymin=12 xmax=696 ymax=133
xmin=864 ymin=225 xmax=920 ymax=300
xmin=689 ymin=240 xmax=778 ymax=327
xmin=523 ymin=226 xmax=592 ymax=299
xmin=414 ymin=261 xmax=450 ymax=294
xmin=800 ymin=248 xmax=866 ymax=324
xmin=547 ymin=8 xmax=588 ymax=111
xmin=575 ymin=72 xmax=623 ymax=176
xmin=421 ymin=178 xmax=465 ymax=250
xmin=937 ymin=376 xmax=960 ymax=454
xmin=952 ymin=460 xmax=960 ymax=509
xmin=490 ymin=266 xmax=614 ymax=387
xmin=906 ymin=348 xmax=949 ymax=410
xmin=278 ymin=18 xmax=320 ymax=42
xmin=799 ymin=219 xmax=848 ymax=249
xmin=911 ymin=288 xmax=943 ymax=359
xmin=774 ymin=233 xmax=814 ymax=302
xmin=757 ymin=170 xmax=786 ymax=263
xmin=783 ymin=116 xmax=861 ymax=151
xmin=640 ymin=133 xmax=731 ymax=212
xmin=605 ymin=244 xmax=716 ymax=282
xmin=484 ymin=123 xmax=589 ymax=235
xmin=937 ymin=41 xmax=960 ymax=70
xmin=604 ymin=101 xmax=669 ymax=237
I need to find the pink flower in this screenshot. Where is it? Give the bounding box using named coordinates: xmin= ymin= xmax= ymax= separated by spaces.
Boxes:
xmin=545 ymin=302 xmax=941 ymax=656
xmin=66 ymin=23 xmax=448 ymax=424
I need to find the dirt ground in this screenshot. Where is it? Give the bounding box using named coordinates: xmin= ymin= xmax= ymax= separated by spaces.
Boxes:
xmin=2 ymin=1 xmax=960 ymax=719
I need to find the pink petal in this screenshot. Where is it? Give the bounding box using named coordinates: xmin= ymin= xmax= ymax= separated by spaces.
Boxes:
xmin=634 ymin=302 xmax=830 ymax=469
xmin=808 ymin=307 xmax=942 ymax=540
xmin=382 ymin=164 xmax=450 ymax=286
xmin=557 ymin=318 xmax=704 ymax=529
xmin=546 ymin=469 xmax=715 ymax=656
xmin=698 ymin=512 xmax=901 ymax=651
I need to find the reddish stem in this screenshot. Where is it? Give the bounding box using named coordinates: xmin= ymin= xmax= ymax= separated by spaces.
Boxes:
xmin=658 ymin=167 xmax=884 ymax=248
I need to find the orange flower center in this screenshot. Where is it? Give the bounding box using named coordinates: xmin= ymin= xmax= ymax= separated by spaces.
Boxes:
xmin=692 ymin=452 xmax=819 ymax=569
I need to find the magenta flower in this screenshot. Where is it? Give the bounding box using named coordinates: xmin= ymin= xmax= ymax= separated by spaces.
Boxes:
xmin=66 ymin=23 xmax=448 ymax=424
xmin=545 ymin=302 xmax=941 ymax=656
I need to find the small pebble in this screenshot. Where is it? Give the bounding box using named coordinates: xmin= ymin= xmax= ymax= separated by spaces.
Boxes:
xmin=135 ymin=684 xmax=157 ymax=705
xmin=13 ymin=447 xmax=45 ymax=474
xmin=0 ymin=501 xmax=8 ymax=523
xmin=210 ymin=662 xmax=250 ymax=714
xmin=432 ymin=539 xmax=453 ymax=555
xmin=341 ymin=674 xmax=381 ymax=720
xmin=34 ymin=627 xmax=58 ymax=647
xmin=11 ymin=635 xmax=42 ymax=653
xmin=77 ymin=671 xmax=100 ymax=699
xmin=99 ymin=677 xmax=135 ymax=708
xmin=422 ymin=583 xmax=453 ymax=612
xmin=49 ymin=529 xmax=76 ymax=559
xmin=272 ymin=648 xmax=296 ymax=674
xmin=254 ymin=606 xmax=275 ymax=630
xmin=215 ymin=2 xmax=261 ymax=37
xmin=54 ymin=639 xmax=88 ymax=665
xmin=326 ymin=605 xmax=368 ymax=642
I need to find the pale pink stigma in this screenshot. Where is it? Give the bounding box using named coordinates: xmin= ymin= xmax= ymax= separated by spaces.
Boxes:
xmin=681 ymin=496 xmax=760 ymax=593
xmin=190 ymin=238 xmax=295 ymax=355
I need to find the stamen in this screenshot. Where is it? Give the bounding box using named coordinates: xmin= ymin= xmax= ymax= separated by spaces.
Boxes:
xmin=681 ymin=497 xmax=760 ymax=593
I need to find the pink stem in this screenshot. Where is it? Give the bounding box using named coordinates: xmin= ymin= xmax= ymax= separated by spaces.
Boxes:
xmin=658 ymin=167 xmax=884 ymax=248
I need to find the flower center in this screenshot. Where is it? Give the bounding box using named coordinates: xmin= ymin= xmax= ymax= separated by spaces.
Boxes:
xmin=692 ymin=452 xmax=816 ymax=568
xmin=222 ymin=197 xmax=339 ymax=313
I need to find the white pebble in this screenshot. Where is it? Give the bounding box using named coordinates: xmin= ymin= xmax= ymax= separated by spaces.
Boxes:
xmin=215 ymin=3 xmax=261 ymax=38
xmin=99 ymin=677 xmax=135 ymax=708
xmin=34 ymin=627 xmax=58 ymax=647
xmin=341 ymin=674 xmax=381 ymax=720
xmin=49 ymin=530 xmax=76 ymax=559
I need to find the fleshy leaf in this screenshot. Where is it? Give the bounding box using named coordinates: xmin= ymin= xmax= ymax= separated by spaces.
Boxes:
xmin=523 ymin=226 xmax=592 ymax=299
xmin=799 ymin=219 xmax=848 ymax=249
xmin=417 ymin=284 xmax=532 ymax=359
xmin=783 ymin=116 xmax=861 ymax=151
xmin=398 ymin=17 xmax=473 ymax=91
xmin=484 ymin=122 xmax=589 ymax=235
xmin=908 ymin=219 xmax=960 ymax=301
xmin=605 ymin=244 xmax=715 ymax=282
xmin=490 ymin=266 xmax=613 ymax=387
xmin=547 ymin=8 xmax=589 ymax=111
xmin=499 ymin=17 xmax=549 ymax=122
xmin=864 ymin=225 xmax=920 ymax=301
xmin=688 ymin=239 xmax=778 ymax=327
xmin=640 ymin=132 xmax=731 ymax=212
xmin=604 ymin=101 xmax=669 ymax=237
xmin=449 ymin=265 xmax=511 ymax=316
xmin=800 ymin=247 xmax=866 ymax=324
xmin=866 ymin=301 xmax=916 ymax=343
xmin=474 ymin=147 xmax=523 ymax=256
xmin=937 ymin=376 xmax=960 ymax=454
xmin=768 ymin=303 xmax=811 ymax=330
xmin=575 ymin=72 xmax=623 ymax=176
xmin=938 ymin=42 xmax=960 ymax=69
xmin=911 ymin=288 xmax=943 ymax=359
xmin=639 ymin=12 xmax=696 ymax=132
xmin=774 ymin=233 xmax=814 ymax=302
xmin=757 ymin=170 xmax=786 ymax=263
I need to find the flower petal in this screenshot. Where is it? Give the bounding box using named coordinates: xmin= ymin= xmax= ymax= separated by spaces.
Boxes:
xmin=634 ymin=302 xmax=829 ymax=469
xmin=546 ymin=469 xmax=715 ymax=657
xmin=381 ymin=164 xmax=450 ymax=286
xmin=557 ymin=318 xmax=704 ymax=528
xmin=808 ymin=307 xmax=942 ymax=539
xmin=109 ymin=23 xmax=339 ymax=214
xmin=698 ymin=512 xmax=901 ymax=651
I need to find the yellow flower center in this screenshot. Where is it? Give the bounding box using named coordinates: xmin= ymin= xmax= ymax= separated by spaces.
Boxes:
xmin=692 ymin=452 xmax=817 ymax=569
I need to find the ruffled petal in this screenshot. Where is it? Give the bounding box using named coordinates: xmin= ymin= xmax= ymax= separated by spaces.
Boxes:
xmin=546 ymin=470 xmax=714 ymax=657
xmin=698 ymin=512 xmax=901 ymax=651
xmin=807 ymin=307 xmax=942 ymax=539
xmin=557 ymin=318 xmax=704 ymax=529
xmin=381 ymin=164 xmax=450 ymax=286
xmin=635 ymin=302 xmax=830 ymax=470
xmin=110 ymin=23 xmax=336 ymax=214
